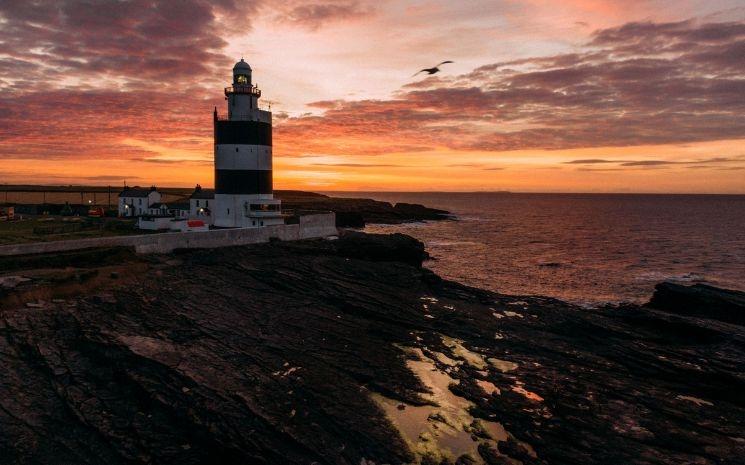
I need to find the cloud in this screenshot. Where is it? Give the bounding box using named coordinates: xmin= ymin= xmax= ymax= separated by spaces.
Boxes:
xmin=620 ymin=157 xmax=740 ymax=166
xmin=566 ymin=156 xmax=744 ymax=169
xmin=1 ymin=12 xmax=744 ymax=169
xmin=0 ymin=89 xmax=216 ymax=160
xmin=563 ymin=159 xmax=621 ymax=164
xmin=271 ymin=1 xmax=375 ymax=30
xmin=274 ymin=17 xmax=745 ymax=155
xmin=137 ymin=158 xmax=213 ymax=165
xmin=310 ymin=162 xmax=403 ymax=167
xmin=0 ymin=0 xmax=260 ymax=91
xmin=0 ymin=0 xmax=256 ymax=163
xmin=619 ymin=160 xmax=676 ymax=166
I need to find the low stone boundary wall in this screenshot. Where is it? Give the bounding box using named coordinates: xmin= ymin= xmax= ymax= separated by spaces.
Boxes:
xmin=0 ymin=213 xmax=336 ymax=256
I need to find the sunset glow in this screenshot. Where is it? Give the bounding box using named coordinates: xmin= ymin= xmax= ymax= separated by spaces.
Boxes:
xmin=1 ymin=0 xmax=744 ymax=192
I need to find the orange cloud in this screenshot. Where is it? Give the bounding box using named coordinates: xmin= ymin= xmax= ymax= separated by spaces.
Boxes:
xmin=1 ymin=2 xmax=744 ymax=192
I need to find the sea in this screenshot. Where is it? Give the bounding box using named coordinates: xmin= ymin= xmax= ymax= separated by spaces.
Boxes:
xmin=327 ymin=192 xmax=745 ymax=307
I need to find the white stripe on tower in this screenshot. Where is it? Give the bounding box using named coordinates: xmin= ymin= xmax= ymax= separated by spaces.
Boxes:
xmin=214 ymin=145 xmax=272 ymax=170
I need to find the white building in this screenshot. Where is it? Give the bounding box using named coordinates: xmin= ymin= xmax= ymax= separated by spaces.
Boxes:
xmin=213 ymin=59 xmax=284 ymax=228
xmin=118 ymin=186 xmax=161 ymax=217
xmin=190 ymin=185 xmax=214 ymax=224
xmin=143 ymin=202 xmax=189 ymax=218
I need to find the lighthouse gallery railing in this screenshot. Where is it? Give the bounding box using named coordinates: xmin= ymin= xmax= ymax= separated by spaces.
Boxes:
xmin=224 ymin=85 xmax=261 ymax=97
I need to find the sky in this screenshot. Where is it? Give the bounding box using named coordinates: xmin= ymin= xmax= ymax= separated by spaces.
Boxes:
xmin=0 ymin=0 xmax=744 ymax=193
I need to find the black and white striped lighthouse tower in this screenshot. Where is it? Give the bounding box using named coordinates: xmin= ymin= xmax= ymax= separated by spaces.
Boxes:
xmin=213 ymin=59 xmax=283 ymax=228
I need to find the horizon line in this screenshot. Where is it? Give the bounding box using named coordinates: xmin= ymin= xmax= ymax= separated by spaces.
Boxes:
xmin=1 ymin=184 xmax=745 ymax=196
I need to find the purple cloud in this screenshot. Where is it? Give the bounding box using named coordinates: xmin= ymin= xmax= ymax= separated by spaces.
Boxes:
xmin=272 ymin=1 xmax=374 ymax=30
xmin=277 ymin=17 xmax=745 ymax=154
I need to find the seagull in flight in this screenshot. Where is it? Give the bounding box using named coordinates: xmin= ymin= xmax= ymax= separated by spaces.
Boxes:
xmin=413 ymin=61 xmax=454 ymax=77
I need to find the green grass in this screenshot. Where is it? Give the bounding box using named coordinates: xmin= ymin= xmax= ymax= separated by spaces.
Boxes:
xmin=0 ymin=216 xmax=142 ymax=245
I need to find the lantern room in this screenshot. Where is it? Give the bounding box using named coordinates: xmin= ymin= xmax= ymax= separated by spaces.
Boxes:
xmin=233 ymin=58 xmax=252 ymax=86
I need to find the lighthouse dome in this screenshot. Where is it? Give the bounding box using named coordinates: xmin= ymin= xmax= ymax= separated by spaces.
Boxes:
xmin=233 ymin=59 xmax=252 ymax=71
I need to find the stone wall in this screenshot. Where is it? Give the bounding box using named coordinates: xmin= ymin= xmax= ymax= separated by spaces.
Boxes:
xmin=0 ymin=213 xmax=336 ymax=256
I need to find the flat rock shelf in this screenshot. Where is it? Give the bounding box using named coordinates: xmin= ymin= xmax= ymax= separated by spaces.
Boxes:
xmin=0 ymin=231 xmax=742 ymax=465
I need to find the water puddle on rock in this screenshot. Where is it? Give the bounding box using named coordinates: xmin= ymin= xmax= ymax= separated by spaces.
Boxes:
xmin=372 ymin=347 xmax=511 ymax=463
xmin=476 ymin=379 xmax=501 ymax=396
xmin=503 ymin=310 xmax=524 ymax=318
xmin=434 ymin=351 xmax=459 ymax=367
xmin=441 ymin=336 xmax=487 ymax=369
xmin=488 ymin=357 xmax=519 ymax=373
xmin=512 ymin=385 xmax=544 ymax=402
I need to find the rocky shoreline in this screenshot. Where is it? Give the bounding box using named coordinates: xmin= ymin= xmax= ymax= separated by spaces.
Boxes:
xmin=0 ymin=232 xmax=743 ymax=465
xmin=277 ymin=191 xmax=452 ymax=227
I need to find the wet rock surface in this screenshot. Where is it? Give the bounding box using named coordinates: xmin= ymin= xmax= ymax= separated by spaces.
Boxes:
xmin=0 ymin=232 xmax=743 ymax=465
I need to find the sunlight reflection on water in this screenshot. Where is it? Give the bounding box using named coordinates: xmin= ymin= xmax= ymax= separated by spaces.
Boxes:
xmin=353 ymin=193 xmax=745 ymax=305
xmin=371 ymin=347 xmax=508 ymax=463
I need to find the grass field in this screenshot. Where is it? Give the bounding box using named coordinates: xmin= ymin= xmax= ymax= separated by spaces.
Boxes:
xmin=0 ymin=216 xmax=141 ymax=245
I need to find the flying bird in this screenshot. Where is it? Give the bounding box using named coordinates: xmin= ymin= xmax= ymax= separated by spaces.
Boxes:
xmin=412 ymin=61 xmax=454 ymax=77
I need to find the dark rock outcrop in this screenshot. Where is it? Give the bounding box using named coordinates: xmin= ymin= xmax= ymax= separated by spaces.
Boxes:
xmin=0 ymin=234 xmax=743 ymax=465
xmin=334 ymin=231 xmax=428 ymax=266
xmin=333 ymin=211 xmax=366 ymax=228
xmin=276 ymin=192 xmax=451 ymax=227
xmin=648 ymin=282 xmax=745 ymax=326
xmin=391 ymin=203 xmax=450 ymax=221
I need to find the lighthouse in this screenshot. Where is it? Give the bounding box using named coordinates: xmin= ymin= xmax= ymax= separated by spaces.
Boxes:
xmin=213 ymin=59 xmax=283 ymax=228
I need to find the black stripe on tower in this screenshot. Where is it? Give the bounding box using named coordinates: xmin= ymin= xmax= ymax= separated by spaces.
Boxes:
xmin=215 ymin=120 xmax=272 ymax=146
xmin=215 ymin=170 xmax=273 ymax=195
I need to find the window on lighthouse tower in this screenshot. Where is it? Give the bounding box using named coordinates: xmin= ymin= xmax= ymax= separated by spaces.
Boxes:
xmin=236 ymin=74 xmax=248 ymax=85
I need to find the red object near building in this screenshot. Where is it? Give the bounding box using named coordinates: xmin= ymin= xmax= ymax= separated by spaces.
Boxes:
xmin=88 ymin=207 xmax=105 ymax=217
xmin=187 ymin=220 xmax=205 ymax=227
xmin=0 ymin=206 xmax=14 ymax=221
